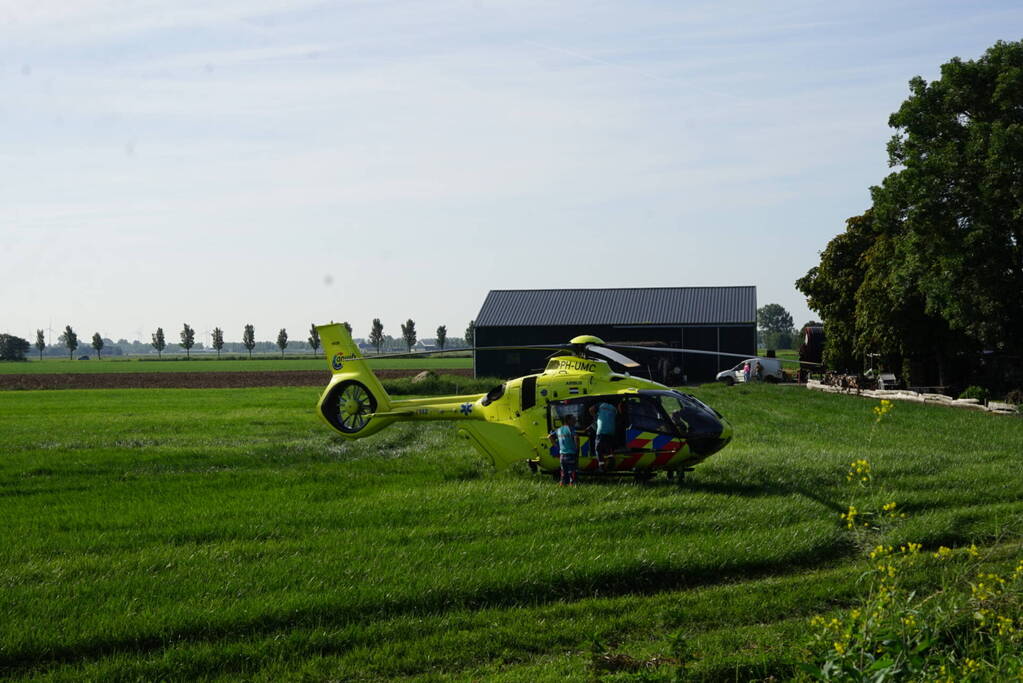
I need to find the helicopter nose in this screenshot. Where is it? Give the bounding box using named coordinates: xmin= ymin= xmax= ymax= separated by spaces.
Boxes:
xmin=687 ymin=415 xmax=732 ymax=457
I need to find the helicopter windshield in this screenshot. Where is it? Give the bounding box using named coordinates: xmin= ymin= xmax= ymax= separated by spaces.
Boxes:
xmin=623 ymin=397 xmax=672 ymax=434
xmin=648 ymin=391 xmax=723 ymax=439
xmin=658 ymin=395 xmax=691 ymax=433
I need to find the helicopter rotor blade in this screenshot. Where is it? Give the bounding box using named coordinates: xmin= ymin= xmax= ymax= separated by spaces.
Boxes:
xmin=472 ymin=344 xmax=572 ymax=352
xmin=584 ymin=344 xmax=640 ymax=368
xmin=329 ymin=349 xmax=469 ymax=362
xmin=605 ymin=344 xmax=822 ymax=366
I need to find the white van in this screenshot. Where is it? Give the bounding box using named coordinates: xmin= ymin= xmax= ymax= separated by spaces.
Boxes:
xmin=715 ymin=358 xmax=783 ymax=385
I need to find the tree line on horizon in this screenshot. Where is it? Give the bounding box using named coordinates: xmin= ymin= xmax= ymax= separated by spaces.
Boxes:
xmin=1 ymin=319 xmax=478 ymax=361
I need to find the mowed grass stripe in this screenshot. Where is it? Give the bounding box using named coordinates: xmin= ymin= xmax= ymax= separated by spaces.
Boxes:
xmin=1 ymin=385 xmax=1021 ymax=679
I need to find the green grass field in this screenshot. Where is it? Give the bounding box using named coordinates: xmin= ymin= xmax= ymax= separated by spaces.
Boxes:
xmin=1 ymin=384 xmax=1021 ymax=680
xmin=757 ymin=348 xmax=799 ymax=362
xmin=0 ymin=357 xmax=472 ymax=374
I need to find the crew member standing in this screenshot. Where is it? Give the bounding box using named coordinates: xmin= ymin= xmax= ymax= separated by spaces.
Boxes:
xmin=551 ymin=413 xmax=580 ymax=486
xmin=589 ymin=401 xmax=617 ymax=472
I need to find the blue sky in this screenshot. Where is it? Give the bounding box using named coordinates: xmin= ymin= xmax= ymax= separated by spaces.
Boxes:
xmin=3 ymin=1 xmax=1021 ymax=345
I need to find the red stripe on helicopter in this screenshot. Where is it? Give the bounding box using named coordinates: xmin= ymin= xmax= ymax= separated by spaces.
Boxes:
xmin=651 ymin=452 xmax=676 ymax=468
xmin=618 ymin=453 xmax=645 ymax=469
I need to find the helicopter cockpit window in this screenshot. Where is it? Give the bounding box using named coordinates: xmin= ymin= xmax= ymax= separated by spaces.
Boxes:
xmin=623 ymin=397 xmax=672 ymax=434
xmin=658 ymin=395 xmax=690 ymax=434
xmin=659 ymin=391 xmax=724 ymax=437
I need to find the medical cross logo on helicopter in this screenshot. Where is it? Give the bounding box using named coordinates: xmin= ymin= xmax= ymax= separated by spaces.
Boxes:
xmin=315 ymin=323 xmax=752 ymax=483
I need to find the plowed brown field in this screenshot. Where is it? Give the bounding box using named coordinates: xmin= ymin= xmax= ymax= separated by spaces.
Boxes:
xmin=0 ymin=369 xmax=474 ymax=391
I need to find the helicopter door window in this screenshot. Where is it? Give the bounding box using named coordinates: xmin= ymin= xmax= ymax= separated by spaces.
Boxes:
xmin=623 ymin=397 xmax=672 ymax=434
xmin=548 ymin=401 xmax=587 ymax=430
xmin=658 ymin=395 xmax=690 ymax=434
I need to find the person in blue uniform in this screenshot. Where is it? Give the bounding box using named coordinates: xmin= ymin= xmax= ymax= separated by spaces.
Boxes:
xmin=551 ymin=413 xmax=579 ymax=486
xmin=589 ymin=400 xmax=617 ymax=472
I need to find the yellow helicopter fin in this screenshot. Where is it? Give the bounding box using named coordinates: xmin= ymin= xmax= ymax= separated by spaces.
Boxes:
xmin=315 ymin=323 xmax=393 ymax=435
xmin=317 ymin=322 xmax=363 ymax=373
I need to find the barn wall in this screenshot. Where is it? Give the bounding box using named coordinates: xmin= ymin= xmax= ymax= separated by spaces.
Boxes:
xmin=475 ymin=324 xmax=755 ymax=383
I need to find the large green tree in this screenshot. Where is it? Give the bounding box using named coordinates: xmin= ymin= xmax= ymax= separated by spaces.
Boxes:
xmin=799 ymin=40 xmax=1023 ymax=380
xmin=91 ymin=333 xmax=104 ymax=360
xmin=60 ymin=325 xmax=78 ymax=360
xmin=465 ymin=320 xmax=475 ymax=348
xmin=401 ymin=319 xmax=417 ymax=353
xmin=242 ymin=325 xmax=256 ymax=359
xmin=873 ymin=40 xmax=1023 ymax=352
xmin=0 ymin=334 xmax=30 ymax=361
xmin=369 ymin=319 xmax=384 ymax=354
xmin=436 ymin=325 xmax=447 ymax=351
xmin=797 ymin=213 xmax=875 ymax=370
xmin=151 ymin=328 xmax=166 ymax=358
xmin=308 ymin=324 xmax=320 ymax=355
xmin=35 ymin=330 xmax=45 ymax=360
xmin=212 ymin=327 xmax=224 ymax=358
xmin=757 ymin=304 xmax=793 ymax=334
xmin=277 ymin=328 xmax=288 ymax=357
xmin=180 ymin=323 xmax=195 ymax=359
xmin=756 ymin=303 xmax=795 ymax=350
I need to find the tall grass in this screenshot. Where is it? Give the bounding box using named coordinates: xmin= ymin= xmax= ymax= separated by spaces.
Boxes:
xmin=1 ymin=384 xmax=1021 ymax=680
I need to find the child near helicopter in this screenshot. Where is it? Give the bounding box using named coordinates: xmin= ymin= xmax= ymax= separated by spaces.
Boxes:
xmin=550 ymin=413 xmax=580 ymax=486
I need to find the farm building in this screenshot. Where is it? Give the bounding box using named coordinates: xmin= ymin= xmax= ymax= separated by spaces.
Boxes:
xmin=474 ymin=286 xmax=757 ymax=383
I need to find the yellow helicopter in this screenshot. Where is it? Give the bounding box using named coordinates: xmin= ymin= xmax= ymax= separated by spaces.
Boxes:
xmin=315 ymin=322 xmax=737 ymax=481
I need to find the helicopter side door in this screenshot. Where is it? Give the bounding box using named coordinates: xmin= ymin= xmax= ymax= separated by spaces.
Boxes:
xmin=546 ymin=399 xmax=592 ymax=461
xmin=616 ymin=396 xmax=685 ymax=470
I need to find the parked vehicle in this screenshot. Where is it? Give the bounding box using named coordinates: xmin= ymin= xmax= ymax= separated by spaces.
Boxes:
xmin=715 ymin=358 xmax=783 ymax=385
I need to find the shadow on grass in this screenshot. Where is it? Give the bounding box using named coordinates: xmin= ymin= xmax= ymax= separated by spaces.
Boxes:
xmin=565 ymin=472 xmax=846 ymax=514
xmin=687 ymin=478 xmax=846 ymax=513
xmin=1 ymin=537 xmax=855 ymax=677
xmin=0 ymin=484 xmax=95 ymax=499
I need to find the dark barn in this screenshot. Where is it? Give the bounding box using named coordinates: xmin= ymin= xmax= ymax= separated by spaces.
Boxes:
xmin=474 ymin=287 xmax=757 ymax=384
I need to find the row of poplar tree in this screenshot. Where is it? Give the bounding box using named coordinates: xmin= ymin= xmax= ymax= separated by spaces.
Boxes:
xmin=34 ymin=319 xmax=478 ymax=360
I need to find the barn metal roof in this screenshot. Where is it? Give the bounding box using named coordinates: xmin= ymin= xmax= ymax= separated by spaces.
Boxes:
xmin=475 ymin=287 xmax=756 ymax=327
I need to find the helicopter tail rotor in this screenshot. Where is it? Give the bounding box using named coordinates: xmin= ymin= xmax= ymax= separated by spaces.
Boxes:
xmin=322 ymin=379 xmax=378 ymax=433
xmin=315 ymin=323 xmax=394 ymax=437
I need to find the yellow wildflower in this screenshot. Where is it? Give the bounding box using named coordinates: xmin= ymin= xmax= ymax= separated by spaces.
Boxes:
xmin=933 ymin=546 xmax=953 ymax=560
